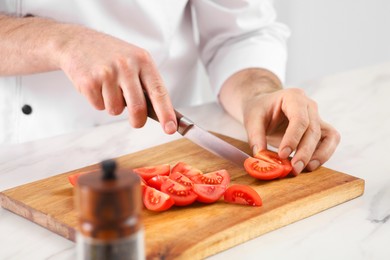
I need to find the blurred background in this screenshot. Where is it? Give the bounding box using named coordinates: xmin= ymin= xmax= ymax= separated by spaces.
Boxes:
xmin=274 ymin=0 xmax=390 ymax=85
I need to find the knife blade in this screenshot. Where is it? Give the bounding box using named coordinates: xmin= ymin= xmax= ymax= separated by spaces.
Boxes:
xmin=144 ymin=92 xmax=251 ymax=167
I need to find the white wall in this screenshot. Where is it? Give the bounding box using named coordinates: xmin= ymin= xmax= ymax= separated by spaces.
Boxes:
xmin=274 ymin=0 xmax=390 ymax=85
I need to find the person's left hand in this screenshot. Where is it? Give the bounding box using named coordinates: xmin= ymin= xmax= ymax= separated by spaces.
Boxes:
xmin=219 ymin=68 xmax=340 ymax=175
xmin=241 ymin=88 xmax=340 ymax=175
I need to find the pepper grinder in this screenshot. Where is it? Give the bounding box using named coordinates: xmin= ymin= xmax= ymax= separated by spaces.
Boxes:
xmin=75 ymin=159 xmax=145 ymax=260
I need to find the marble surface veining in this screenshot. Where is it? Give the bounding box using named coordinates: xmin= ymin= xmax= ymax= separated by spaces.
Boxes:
xmin=1 ymin=63 xmax=390 ymax=259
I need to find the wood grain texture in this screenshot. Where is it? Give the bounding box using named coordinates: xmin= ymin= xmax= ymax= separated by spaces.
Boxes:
xmin=0 ymin=134 xmax=364 ymax=260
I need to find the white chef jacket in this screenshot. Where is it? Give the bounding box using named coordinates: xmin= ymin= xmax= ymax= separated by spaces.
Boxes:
xmin=0 ymin=0 xmax=289 ymax=145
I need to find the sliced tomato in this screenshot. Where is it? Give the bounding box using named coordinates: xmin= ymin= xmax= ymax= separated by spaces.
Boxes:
xmin=160 ymin=178 xmax=197 ymax=206
xmin=68 ymin=171 xmax=89 ymax=186
xmin=143 ymin=186 xmax=174 ymax=212
xmin=133 ymin=164 xmax=170 ymax=181
xmin=224 ymin=184 xmax=262 ymax=206
xmin=140 ymin=178 xmax=148 ymax=195
xmin=169 ymin=171 xmax=194 ymax=188
xmin=244 ymin=157 xmax=285 ymax=180
xmin=191 ymin=169 xmax=230 ymax=186
xmin=68 ymin=173 xmax=80 ymax=186
xmin=193 ymin=184 xmax=226 ymax=203
xmin=147 ymin=175 xmax=169 ymax=190
xmin=171 ymin=162 xmax=202 ymax=178
xmin=254 ymin=150 xmax=292 ymax=178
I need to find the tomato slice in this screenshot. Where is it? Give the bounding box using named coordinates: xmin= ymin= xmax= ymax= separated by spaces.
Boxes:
xmin=254 ymin=150 xmax=292 ymax=178
xmin=133 ymin=164 xmax=170 ymax=181
xmin=193 ymin=184 xmax=226 ymax=203
xmin=140 ymin=178 xmax=148 ymax=195
xmin=244 ymin=157 xmax=284 ymax=180
xmin=224 ymin=184 xmax=262 ymax=206
xmin=160 ymin=179 xmax=197 ymax=206
xmin=147 ymin=175 xmax=169 ymax=190
xmin=143 ymin=186 xmax=174 ymax=212
xmin=169 ymin=171 xmax=194 ymax=188
xmin=171 ymin=162 xmax=202 ymax=178
xmin=68 ymin=173 xmax=80 ymax=186
xmin=190 ymin=169 xmax=230 ymax=186
xmin=68 ymin=171 xmax=90 ymax=186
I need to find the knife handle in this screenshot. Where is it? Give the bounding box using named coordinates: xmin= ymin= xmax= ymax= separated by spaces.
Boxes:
xmin=144 ymin=91 xmax=193 ymax=134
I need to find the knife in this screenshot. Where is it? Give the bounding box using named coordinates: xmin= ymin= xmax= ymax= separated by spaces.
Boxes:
xmin=144 ymin=92 xmax=251 ymax=167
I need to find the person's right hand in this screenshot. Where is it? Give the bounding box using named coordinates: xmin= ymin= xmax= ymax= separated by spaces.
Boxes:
xmin=57 ymin=24 xmax=177 ymax=134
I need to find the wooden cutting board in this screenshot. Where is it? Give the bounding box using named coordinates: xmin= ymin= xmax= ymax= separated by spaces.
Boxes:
xmin=0 ymin=134 xmax=364 ymax=259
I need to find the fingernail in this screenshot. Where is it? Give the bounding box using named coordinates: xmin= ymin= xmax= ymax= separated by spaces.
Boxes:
xmin=293 ymin=161 xmax=304 ymax=174
xmin=307 ymin=160 xmax=320 ymax=171
xmin=280 ymin=147 xmax=292 ymax=158
xmin=252 ymin=145 xmax=258 ymax=155
xmin=164 ymin=120 xmax=177 ymax=134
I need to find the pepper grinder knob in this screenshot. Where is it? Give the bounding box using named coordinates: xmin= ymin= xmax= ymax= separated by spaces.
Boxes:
xmin=101 ymin=159 xmax=117 ymax=180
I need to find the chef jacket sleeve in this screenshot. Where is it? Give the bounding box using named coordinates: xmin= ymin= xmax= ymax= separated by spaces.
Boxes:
xmin=191 ymin=0 xmax=290 ymax=96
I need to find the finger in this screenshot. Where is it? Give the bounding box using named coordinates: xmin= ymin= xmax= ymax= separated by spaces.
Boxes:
xmin=79 ymin=78 xmax=105 ymax=110
xmin=244 ymin=109 xmax=268 ymax=155
xmin=140 ymin=60 xmax=177 ymax=135
xmin=116 ymin=55 xmax=149 ymax=128
xmin=289 ymin=101 xmax=322 ymax=175
xmin=97 ymin=65 xmax=125 ymax=115
xmin=306 ymin=121 xmax=341 ymax=171
xmin=121 ymin=76 xmax=148 ymax=128
xmin=278 ymin=96 xmax=310 ymax=159
xmin=102 ymin=81 xmax=125 ymax=116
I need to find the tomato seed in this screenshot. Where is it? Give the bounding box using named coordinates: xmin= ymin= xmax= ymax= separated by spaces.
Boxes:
xmin=253 ymin=163 xmax=274 ymax=172
xmin=233 ymin=191 xmax=253 ymax=205
xmin=148 ymin=192 xmax=161 ymax=205
xmin=201 ymin=175 xmax=223 ymax=184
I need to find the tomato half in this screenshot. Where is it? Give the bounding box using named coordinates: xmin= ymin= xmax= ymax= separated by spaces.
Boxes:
xmin=254 ymin=150 xmax=292 ymax=178
xmin=160 ymin=179 xmax=197 ymax=206
xmin=244 ymin=157 xmax=285 ymax=180
xmin=133 ymin=164 xmax=170 ymax=181
xmin=193 ymin=184 xmax=226 ymax=203
xmin=147 ymin=175 xmax=169 ymax=190
xmin=190 ymin=169 xmax=230 ymax=187
xmin=171 ymin=162 xmax=202 ymax=178
xmin=169 ymin=171 xmax=194 ymax=188
xmin=224 ymin=184 xmax=262 ymax=206
xmin=143 ymin=186 xmax=174 ymax=212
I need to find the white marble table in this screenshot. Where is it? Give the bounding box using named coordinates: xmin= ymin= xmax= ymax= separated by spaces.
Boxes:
xmin=1 ymin=63 xmax=390 ymax=260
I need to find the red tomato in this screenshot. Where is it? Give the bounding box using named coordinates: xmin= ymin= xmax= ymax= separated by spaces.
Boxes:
xmin=140 ymin=178 xmax=148 ymax=195
xmin=224 ymin=184 xmax=262 ymax=206
xmin=68 ymin=174 xmax=80 ymax=186
xmin=254 ymin=150 xmax=292 ymax=178
xmin=160 ymin=179 xmax=197 ymax=206
xmin=169 ymin=171 xmax=194 ymax=188
xmin=147 ymin=175 xmax=169 ymax=190
xmin=68 ymin=171 xmax=90 ymax=186
xmin=244 ymin=157 xmax=285 ymax=180
xmin=193 ymin=184 xmax=226 ymax=203
xmin=191 ymin=169 xmax=230 ymax=186
xmin=133 ymin=164 xmax=170 ymax=181
xmin=143 ymin=186 xmax=174 ymax=212
xmin=171 ymin=162 xmax=202 ymax=178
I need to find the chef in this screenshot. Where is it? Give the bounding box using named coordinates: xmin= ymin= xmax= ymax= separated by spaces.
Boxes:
xmin=0 ymin=0 xmax=340 ymax=175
